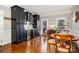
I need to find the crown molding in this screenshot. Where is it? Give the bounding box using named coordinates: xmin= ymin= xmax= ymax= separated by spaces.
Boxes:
xmin=41 ymin=10 xmax=72 ymax=18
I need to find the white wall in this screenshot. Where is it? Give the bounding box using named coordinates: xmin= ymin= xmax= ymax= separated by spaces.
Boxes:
xmin=0 ymin=5 xmax=11 ymax=17
xmin=41 ymin=11 xmax=72 ymax=30
xmin=70 ymin=5 xmax=79 ymax=48
xmin=0 ymin=5 xmax=11 ymax=45
xmin=69 ymin=6 xmax=79 ymax=36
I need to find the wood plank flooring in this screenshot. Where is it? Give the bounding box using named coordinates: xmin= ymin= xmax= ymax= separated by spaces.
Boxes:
xmin=0 ymin=36 xmax=78 ymax=53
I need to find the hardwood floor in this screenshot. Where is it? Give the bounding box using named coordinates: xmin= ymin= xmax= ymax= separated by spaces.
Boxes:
xmin=0 ymin=36 xmax=78 ymax=53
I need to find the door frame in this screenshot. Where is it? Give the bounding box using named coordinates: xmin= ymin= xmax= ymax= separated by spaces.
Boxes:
xmin=40 ymin=19 xmax=48 ymax=35
xmin=0 ymin=10 xmax=4 ymax=45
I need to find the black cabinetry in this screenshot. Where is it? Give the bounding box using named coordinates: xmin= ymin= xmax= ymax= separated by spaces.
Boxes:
xmin=11 ymin=5 xmax=26 ymax=43
xmin=32 ymin=14 xmax=40 ymax=36
xmin=11 ymin=5 xmax=40 ymax=43
xmin=32 ymin=14 xmax=40 ymax=28
xmin=25 ymin=12 xmax=33 ymax=39
xmin=25 ymin=12 xmax=33 ymax=24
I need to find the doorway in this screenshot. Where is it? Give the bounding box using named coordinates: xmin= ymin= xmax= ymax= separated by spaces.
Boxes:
xmin=40 ymin=19 xmax=48 ymax=36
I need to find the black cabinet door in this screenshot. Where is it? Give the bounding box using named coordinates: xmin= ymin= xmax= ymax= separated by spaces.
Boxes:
xmin=22 ymin=12 xmax=25 ymax=23
xmin=25 ymin=30 xmax=27 ymax=40
xmin=25 ymin=12 xmax=33 ymax=22
xmin=25 ymin=12 xmax=29 ymax=21
xmin=16 ymin=24 xmax=21 ymax=42
xmin=33 ymin=20 xmax=37 ymax=28
xmin=33 ymin=15 xmax=40 ymax=28
xmin=17 ymin=9 xmax=23 ymax=23
xmin=30 ymin=30 xmax=33 ymax=39
xmin=20 ymin=24 xmax=24 ymax=41
xmin=17 ymin=9 xmax=21 ymax=23
xmin=12 ymin=6 xmax=24 ymax=23
xmin=16 ymin=24 xmax=25 ymax=42
xmin=14 ymin=7 xmax=21 ymax=23
xmin=11 ymin=20 xmax=16 ymax=42
xmin=19 ymin=9 xmax=23 ymax=23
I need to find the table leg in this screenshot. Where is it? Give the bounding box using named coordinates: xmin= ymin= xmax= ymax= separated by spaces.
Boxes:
xmin=55 ymin=39 xmax=58 ymax=53
xmin=68 ymin=41 xmax=72 ymax=53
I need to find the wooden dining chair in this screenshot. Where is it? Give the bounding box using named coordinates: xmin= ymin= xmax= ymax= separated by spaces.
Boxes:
xmin=47 ymin=29 xmax=56 ymax=49
xmin=55 ymin=34 xmax=75 ymax=53
xmin=48 ymin=34 xmax=76 ymax=53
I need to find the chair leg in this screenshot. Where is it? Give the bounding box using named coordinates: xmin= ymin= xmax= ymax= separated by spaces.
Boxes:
xmin=55 ymin=44 xmax=58 ymax=53
xmin=48 ymin=44 xmax=51 ymax=50
xmin=68 ymin=48 xmax=71 ymax=53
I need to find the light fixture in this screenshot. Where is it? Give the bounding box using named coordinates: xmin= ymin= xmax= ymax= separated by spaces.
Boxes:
xmin=72 ymin=11 xmax=79 ymax=22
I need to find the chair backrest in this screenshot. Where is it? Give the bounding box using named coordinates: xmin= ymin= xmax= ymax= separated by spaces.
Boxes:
xmin=47 ymin=29 xmax=56 ymax=35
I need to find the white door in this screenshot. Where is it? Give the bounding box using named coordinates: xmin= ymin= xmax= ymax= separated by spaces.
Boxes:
xmin=0 ymin=11 xmax=3 ymax=45
xmin=40 ymin=19 xmax=48 ymax=35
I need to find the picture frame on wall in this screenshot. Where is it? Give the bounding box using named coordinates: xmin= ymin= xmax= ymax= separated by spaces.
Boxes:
xmin=56 ymin=17 xmax=67 ymax=30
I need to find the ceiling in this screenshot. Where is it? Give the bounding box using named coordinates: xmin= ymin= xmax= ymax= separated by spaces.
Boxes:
xmin=3 ymin=5 xmax=73 ymax=17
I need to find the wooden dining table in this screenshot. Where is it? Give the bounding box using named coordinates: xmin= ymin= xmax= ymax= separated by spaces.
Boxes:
xmin=50 ymin=34 xmax=75 ymax=41
xmin=49 ymin=33 xmax=77 ymax=52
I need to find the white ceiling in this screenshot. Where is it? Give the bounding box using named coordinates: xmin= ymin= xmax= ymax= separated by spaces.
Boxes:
xmin=3 ymin=5 xmax=73 ymax=17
